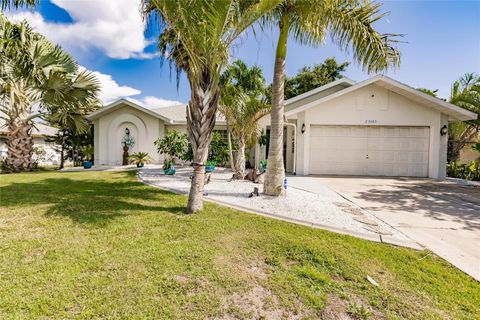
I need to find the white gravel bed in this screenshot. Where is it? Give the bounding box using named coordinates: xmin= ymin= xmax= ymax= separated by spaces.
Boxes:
xmin=139 ymin=166 xmax=409 ymax=241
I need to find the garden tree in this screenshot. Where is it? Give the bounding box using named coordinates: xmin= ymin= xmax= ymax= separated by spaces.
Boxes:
xmin=0 ymin=15 xmax=100 ymax=172
xmin=208 ymin=131 xmax=230 ymax=166
xmin=263 ymin=0 xmax=401 ymax=196
xmin=220 ymin=60 xmax=270 ymax=179
xmin=448 ymin=73 xmax=480 ymax=161
xmin=266 ymin=58 xmax=349 ymax=102
xmin=142 ymin=0 xmax=281 ymax=213
xmin=46 ymin=125 xmax=95 ymax=169
xmin=154 ymin=130 xmax=189 ymax=165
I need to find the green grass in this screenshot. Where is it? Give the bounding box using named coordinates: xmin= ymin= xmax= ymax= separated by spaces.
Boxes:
xmin=0 ymin=171 xmax=479 ymax=319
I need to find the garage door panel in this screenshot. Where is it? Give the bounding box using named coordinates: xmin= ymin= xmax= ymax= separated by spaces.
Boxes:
xmin=309 ymin=125 xmax=429 ymax=177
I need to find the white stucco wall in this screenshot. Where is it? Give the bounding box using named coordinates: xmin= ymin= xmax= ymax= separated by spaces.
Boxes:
xmin=257 ymin=84 xmax=449 ymax=179
xmin=93 ymin=104 xmax=230 ymax=166
xmin=94 ymin=105 xmax=164 ymax=165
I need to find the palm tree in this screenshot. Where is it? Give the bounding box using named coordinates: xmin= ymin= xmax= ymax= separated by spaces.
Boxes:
xmin=263 ymin=0 xmax=401 ymax=196
xmin=141 ymin=0 xmax=280 ymax=213
xmin=0 ymin=15 xmax=100 ymax=172
xmin=220 ymin=60 xmax=269 ymax=179
xmin=448 ymin=73 xmax=480 ymax=161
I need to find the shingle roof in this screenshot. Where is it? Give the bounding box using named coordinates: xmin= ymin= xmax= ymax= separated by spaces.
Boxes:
xmin=87 ymin=99 xmax=225 ymax=124
xmin=151 ymin=104 xmax=226 ymax=123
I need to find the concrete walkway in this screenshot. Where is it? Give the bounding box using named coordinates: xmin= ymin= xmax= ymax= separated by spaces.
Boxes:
xmin=288 ymin=176 xmax=480 ymax=281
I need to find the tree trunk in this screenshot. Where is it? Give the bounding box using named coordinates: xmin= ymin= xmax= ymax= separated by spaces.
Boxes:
xmin=59 ymin=142 xmax=65 ymax=169
xmin=233 ymin=136 xmax=246 ymax=179
xmin=226 ymin=119 xmax=235 ymax=170
xmin=264 ymin=14 xmax=290 ymax=196
xmin=3 ymin=121 xmax=35 ymax=173
xmin=186 ymin=79 xmax=220 ymax=213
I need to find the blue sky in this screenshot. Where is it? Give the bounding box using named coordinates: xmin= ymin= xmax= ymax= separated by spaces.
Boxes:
xmin=7 ymin=0 xmax=480 ymax=106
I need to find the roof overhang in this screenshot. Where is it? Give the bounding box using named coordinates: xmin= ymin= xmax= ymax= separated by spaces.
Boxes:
xmin=285 ymin=77 xmax=356 ymax=106
xmin=286 ymin=75 xmax=477 ymax=122
xmin=87 ymin=99 xmax=174 ymax=123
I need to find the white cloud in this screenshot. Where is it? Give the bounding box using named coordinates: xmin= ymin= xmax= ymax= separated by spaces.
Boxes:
xmin=8 ymin=0 xmax=156 ymax=59
xmin=78 ymin=66 xmax=183 ymax=107
xmin=128 ymin=96 xmax=184 ymax=109
xmin=79 ymin=66 xmax=140 ymax=104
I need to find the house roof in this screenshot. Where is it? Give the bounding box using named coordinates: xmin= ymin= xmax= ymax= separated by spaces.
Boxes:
xmin=285 ymin=75 xmax=478 ymax=122
xmin=0 ymin=119 xmax=58 ymax=137
xmin=87 ymin=98 xmax=226 ymax=125
xmin=86 ymin=99 xmax=174 ymax=123
xmin=285 ymin=77 xmax=355 ymax=106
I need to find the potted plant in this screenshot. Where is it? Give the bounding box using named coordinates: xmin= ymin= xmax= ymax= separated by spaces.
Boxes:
xmin=128 ymin=152 xmax=152 ymax=168
xmin=163 ymin=158 xmax=175 ymax=175
xmin=205 ymin=160 xmax=216 ymax=173
xmin=260 ymin=159 xmax=267 ymax=173
xmin=81 ymin=145 xmax=94 ymax=169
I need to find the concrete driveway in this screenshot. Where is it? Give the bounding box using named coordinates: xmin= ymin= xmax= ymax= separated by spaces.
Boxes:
xmin=288 ymin=176 xmax=480 ymax=281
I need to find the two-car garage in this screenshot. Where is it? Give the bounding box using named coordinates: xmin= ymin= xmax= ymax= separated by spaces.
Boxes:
xmin=262 ymin=75 xmax=478 ymax=179
xmin=308 ymin=125 xmax=430 ymax=177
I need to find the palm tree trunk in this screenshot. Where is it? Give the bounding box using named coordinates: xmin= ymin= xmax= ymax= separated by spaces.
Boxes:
xmin=186 ymin=80 xmax=219 ymax=213
xmin=264 ymin=14 xmax=290 ymax=196
xmin=3 ymin=120 xmax=35 ymax=172
xmin=233 ymin=135 xmax=246 ymax=179
xmin=226 ymin=119 xmax=235 ymax=170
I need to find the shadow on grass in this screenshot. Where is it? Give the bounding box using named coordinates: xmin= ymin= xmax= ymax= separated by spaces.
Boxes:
xmin=0 ymin=170 xmax=188 ymax=226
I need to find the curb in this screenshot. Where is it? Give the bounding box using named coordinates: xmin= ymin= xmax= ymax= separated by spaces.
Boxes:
xmin=138 ymin=173 xmax=423 ymax=251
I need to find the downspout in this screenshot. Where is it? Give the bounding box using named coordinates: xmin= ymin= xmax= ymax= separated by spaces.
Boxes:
xmin=283 ymin=115 xmax=297 ymax=175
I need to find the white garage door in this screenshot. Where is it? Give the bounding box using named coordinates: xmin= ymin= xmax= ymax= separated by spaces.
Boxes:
xmin=309 ymin=126 xmax=430 ymax=177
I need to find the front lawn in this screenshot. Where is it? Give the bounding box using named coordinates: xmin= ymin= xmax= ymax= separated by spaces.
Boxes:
xmin=0 ymin=171 xmax=478 ymax=319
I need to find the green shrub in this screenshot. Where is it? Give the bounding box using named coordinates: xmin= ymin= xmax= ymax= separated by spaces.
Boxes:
xmin=208 ymin=131 xmax=229 ymax=166
xmin=447 ymin=160 xmax=480 ymax=181
xmin=154 ymin=131 xmax=189 ymax=164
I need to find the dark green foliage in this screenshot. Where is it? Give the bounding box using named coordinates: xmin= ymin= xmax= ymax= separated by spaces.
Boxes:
xmin=266 ymin=58 xmax=349 ymax=102
xmin=208 ymin=131 xmax=229 ymax=166
xmin=417 ymin=88 xmax=439 ymax=97
xmin=154 ymin=130 xmax=189 ymax=163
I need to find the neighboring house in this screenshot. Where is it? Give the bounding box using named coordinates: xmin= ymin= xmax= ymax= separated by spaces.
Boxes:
xmin=86 ymin=99 xmax=227 ymax=166
xmin=0 ymin=120 xmax=60 ymax=166
xmin=89 ymin=75 xmax=477 ymax=179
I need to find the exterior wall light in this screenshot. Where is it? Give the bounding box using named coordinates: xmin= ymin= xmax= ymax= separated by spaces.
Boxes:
xmin=440 ymin=125 xmax=448 ymax=136
xmin=301 ymin=123 xmax=306 ymax=134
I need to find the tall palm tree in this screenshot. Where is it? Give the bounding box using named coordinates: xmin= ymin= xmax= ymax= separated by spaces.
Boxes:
xmin=142 ymin=0 xmax=280 ymax=213
xmin=263 ymin=0 xmax=401 ymax=196
xmin=0 ymin=15 xmax=100 ymax=172
xmin=220 ymin=60 xmax=269 ymax=179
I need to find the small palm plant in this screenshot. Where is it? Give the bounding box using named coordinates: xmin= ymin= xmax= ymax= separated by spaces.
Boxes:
xmin=128 ymin=152 xmax=152 ymax=168
xmin=81 ymin=145 xmax=94 ymax=169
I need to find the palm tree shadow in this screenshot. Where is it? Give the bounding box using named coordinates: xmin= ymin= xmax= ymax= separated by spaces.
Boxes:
xmin=1 ymin=171 xmax=188 ymax=226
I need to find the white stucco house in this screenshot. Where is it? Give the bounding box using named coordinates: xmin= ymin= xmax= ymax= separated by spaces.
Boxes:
xmin=87 ymin=99 xmax=227 ymax=166
xmin=88 ymin=75 xmax=477 ymax=179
